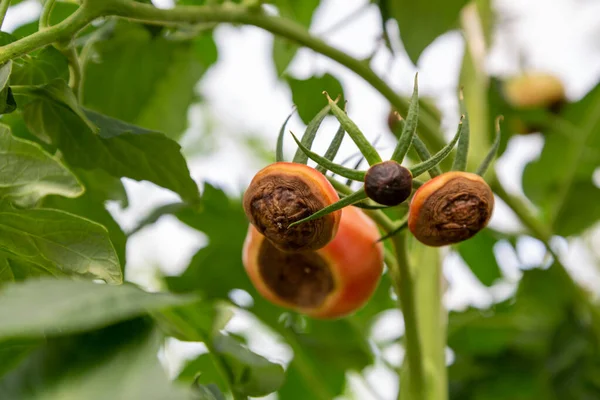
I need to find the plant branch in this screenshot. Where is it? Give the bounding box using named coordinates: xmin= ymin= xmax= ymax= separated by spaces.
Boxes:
xmin=0 ymin=6 xmax=97 ymax=62
xmin=390 ymin=232 xmax=425 ymax=399
xmin=62 ymin=45 xmax=82 ymax=96
xmin=39 ymin=0 xmax=57 ymax=30
xmin=0 ymin=0 xmax=10 ymax=30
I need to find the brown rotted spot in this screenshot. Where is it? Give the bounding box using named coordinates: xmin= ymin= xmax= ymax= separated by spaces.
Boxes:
xmin=416 ymin=177 xmax=494 ymax=246
xmin=244 ymin=173 xmax=333 ymax=252
xmin=258 ymin=239 xmax=335 ymax=308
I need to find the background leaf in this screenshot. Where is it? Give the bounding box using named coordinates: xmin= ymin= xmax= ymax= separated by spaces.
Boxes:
xmin=82 ymin=22 xmax=218 ymax=140
xmin=522 ymin=83 xmax=600 ymax=236
xmin=0 ymin=278 xmax=195 ymax=340
xmin=21 ymin=84 xmax=200 ymax=203
xmin=457 ymin=229 xmax=503 ymax=286
xmin=11 ymin=46 xmax=69 ymax=86
xmin=272 ymin=0 xmax=320 ymax=76
xmin=287 ymin=73 xmax=345 ymax=124
xmin=378 ymin=0 xmax=469 ymax=64
xmin=0 ymin=204 xmax=122 ymax=283
xmin=0 ymin=318 xmax=191 ymax=400
xmin=0 ymin=124 xmax=83 ymax=206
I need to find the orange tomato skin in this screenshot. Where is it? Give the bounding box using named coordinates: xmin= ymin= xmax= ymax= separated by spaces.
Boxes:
xmin=242 ymin=206 xmax=384 ymax=319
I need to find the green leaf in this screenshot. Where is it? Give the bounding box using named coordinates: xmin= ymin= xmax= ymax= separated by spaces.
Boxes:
xmin=392 ymin=74 xmax=419 ymax=162
xmin=276 ymin=108 xmax=296 ymax=162
xmin=159 ymin=302 xmax=284 ymax=397
xmin=82 ymin=22 xmax=218 ymax=140
xmin=476 ymin=116 xmax=502 ymax=176
xmin=22 ymin=88 xmax=200 ymax=203
xmin=326 ymin=93 xmax=382 ymax=165
xmin=41 ymin=192 xmax=128 ymax=270
xmin=379 ymin=0 xmax=469 ymax=64
xmin=0 ymin=61 xmax=16 ymax=115
xmin=214 ymin=334 xmax=285 ymax=397
xmin=448 ymin=266 xmax=599 ymax=400
xmin=0 ymin=255 xmax=59 ymax=284
xmin=0 ymin=202 xmax=122 ymax=283
xmin=179 ymin=354 xmax=228 ymax=394
xmin=411 ymin=135 xmax=441 ymax=177
xmin=11 ymin=46 xmax=69 ymax=86
xmin=448 ymin=265 xmax=570 ymax=358
xmin=0 ymin=123 xmax=83 ymax=206
xmin=41 ymin=167 xmax=128 ymax=268
xmin=0 ymin=318 xmax=191 ymax=400
xmin=18 ymin=79 xmax=98 ymax=134
xmin=456 ymin=229 xmax=502 ymax=286
xmin=522 ymin=83 xmax=600 ymax=236
xmin=287 ymin=73 xmax=345 ymax=124
xmin=452 ymin=91 xmax=470 ymax=171
xmin=0 ymin=338 xmax=41 ymax=380
xmin=272 ymin=0 xmax=320 ymax=75
xmin=316 ymin=123 xmax=346 ymax=174
xmin=410 ymin=117 xmax=462 ymax=177
xmin=192 ymin=383 xmax=227 ymax=400
xmin=0 ymin=278 xmax=195 ymax=340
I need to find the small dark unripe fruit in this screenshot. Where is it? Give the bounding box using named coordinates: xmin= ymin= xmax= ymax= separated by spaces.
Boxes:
xmin=364 ymin=161 xmax=413 ymax=206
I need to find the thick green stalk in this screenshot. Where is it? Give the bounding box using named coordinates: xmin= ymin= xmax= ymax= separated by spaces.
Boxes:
xmin=390 ymin=231 xmax=425 ymax=399
xmin=0 ymin=6 xmax=96 ymax=61
xmin=403 ymin=239 xmax=447 ymax=400
xmin=329 ymin=180 xmax=429 ymax=399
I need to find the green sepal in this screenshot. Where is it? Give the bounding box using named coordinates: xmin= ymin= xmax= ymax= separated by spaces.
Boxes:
xmin=377 ymin=216 xmax=409 ymax=242
xmin=325 ymin=92 xmax=382 ymax=166
xmin=292 ymin=104 xmax=330 ymax=164
xmin=352 ymin=201 xmax=389 ymax=210
xmin=276 ymin=107 xmax=296 ymax=162
xmin=287 ymin=188 xmax=368 ymax=228
xmin=316 ymin=123 xmax=346 ymax=174
xmin=411 ymin=136 xmax=441 ymax=177
xmin=452 ymin=90 xmax=470 ymax=171
xmin=410 ymin=116 xmax=463 ymax=177
xmin=290 ymin=132 xmax=366 ymax=182
xmin=391 ymin=74 xmax=419 ymax=163
xmin=476 ymin=116 xmax=503 ymax=176
xmin=345 ymin=155 xmax=366 ymax=187
xmin=412 ymin=179 xmax=424 ymax=189
xmin=317 ymin=125 xmax=346 ymax=174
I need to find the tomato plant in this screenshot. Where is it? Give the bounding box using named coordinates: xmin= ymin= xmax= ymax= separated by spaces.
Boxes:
xmin=0 ymin=1 xmax=599 ymax=399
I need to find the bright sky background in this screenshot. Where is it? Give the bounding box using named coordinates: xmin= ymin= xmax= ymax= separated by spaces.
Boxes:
xmin=4 ymin=1 xmax=600 ymax=399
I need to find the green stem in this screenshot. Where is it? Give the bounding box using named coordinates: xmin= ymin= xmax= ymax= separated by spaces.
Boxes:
xmin=0 ymin=5 xmax=97 ymax=62
xmin=0 ymin=0 xmax=10 ymax=30
xmin=39 ymin=0 xmax=57 ymax=30
xmin=62 ymin=45 xmax=82 ymax=96
xmin=328 ymin=177 xmax=427 ymax=399
xmin=390 ymin=232 xmax=425 ymax=399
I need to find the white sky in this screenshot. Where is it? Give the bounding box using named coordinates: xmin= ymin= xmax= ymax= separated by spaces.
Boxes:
xmin=4 ymin=1 xmax=600 ymax=399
